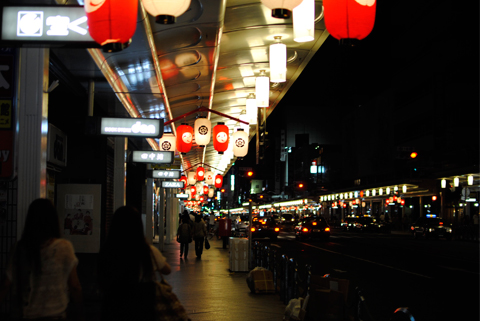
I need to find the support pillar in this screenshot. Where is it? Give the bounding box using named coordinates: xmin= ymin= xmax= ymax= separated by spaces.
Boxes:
xmin=17 ymin=48 xmax=49 ymax=238
xmin=113 ymin=137 xmax=127 ymax=211
xmin=145 ymin=178 xmax=154 ymax=244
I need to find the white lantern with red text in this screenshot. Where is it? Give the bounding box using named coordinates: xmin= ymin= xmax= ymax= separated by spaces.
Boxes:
xmin=205 ymin=171 xmax=215 ymax=185
xmin=159 ymin=134 xmax=176 ymax=152
xmin=214 ymin=174 xmax=223 ymax=189
xmin=196 ymin=166 xmax=205 ymax=181
xmin=194 ymin=117 xmax=211 ymax=147
xmin=213 ymin=123 xmax=229 ymax=154
xmin=232 ymin=129 xmax=249 ymax=158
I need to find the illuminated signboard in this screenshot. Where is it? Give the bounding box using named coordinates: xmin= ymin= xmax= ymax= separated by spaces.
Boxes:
xmin=176 ymin=194 xmax=189 ymax=199
xmin=132 ymin=151 xmax=173 ymax=164
xmin=1 ymin=6 xmax=99 ymax=46
xmin=161 ymin=181 xmax=185 ymax=189
xmin=101 ymin=118 xmax=163 ymax=138
xmin=151 ymin=170 xmax=181 ymax=179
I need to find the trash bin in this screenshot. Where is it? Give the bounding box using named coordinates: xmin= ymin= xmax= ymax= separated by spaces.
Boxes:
xmin=229 ymin=237 xmax=249 ymax=272
xmin=219 ymin=218 xmax=232 ymax=248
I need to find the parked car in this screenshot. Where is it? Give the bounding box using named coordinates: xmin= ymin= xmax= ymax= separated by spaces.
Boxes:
xmin=295 ymin=217 xmax=331 ymax=241
xmin=343 ymin=216 xmax=377 ymax=232
xmin=411 ymin=214 xmax=453 ymax=240
xmin=250 ymin=218 xmax=280 ymax=240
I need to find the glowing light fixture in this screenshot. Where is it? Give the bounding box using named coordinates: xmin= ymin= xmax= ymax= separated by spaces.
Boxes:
xmin=260 ymin=0 xmax=304 ymax=19
xmin=196 ymin=166 xmax=205 ymax=181
xmin=256 ymin=70 xmax=270 ymax=107
xmin=214 ymin=174 xmax=223 ymax=189
xmin=402 ymin=185 xmax=407 ymax=193
xmin=293 ymin=0 xmax=315 ymax=43
xmin=205 ymin=171 xmax=215 ymax=185
xmin=454 ymin=177 xmax=459 ymax=187
xmin=468 ymin=175 xmax=474 ymax=186
xmin=232 ymin=128 xmax=249 ymax=158
xmin=176 ymin=123 xmax=193 ymax=154
xmin=269 ymin=36 xmax=287 ymax=83
xmin=141 ymin=0 xmax=191 ymax=24
xmin=187 ymin=172 xmax=196 ymax=185
xmin=213 ymin=123 xmax=230 ymax=154
xmin=246 ymin=93 xmax=258 ymax=124
xmin=159 ymin=134 xmax=176 ymax=152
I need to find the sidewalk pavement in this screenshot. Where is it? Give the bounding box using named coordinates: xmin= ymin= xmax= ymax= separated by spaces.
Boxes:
xmin=77 ymin=236 xmax=286 ymax=321
xmin=159 ymin=236 xmax=286 ymax=321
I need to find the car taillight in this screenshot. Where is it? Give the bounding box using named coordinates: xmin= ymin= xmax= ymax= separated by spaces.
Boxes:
xmin=439 ymin=222 xmax=443 ymax=225
xmin=411 ymin=226 xmax=415 ymax=230
xmin=325 ymin=227 xmax=330 ymax=232
xmin=261 ymin=221 xmax=266 ymax=224
xmin=275 ymin=227 xmax=280 ymax=232
xmin=302 ymin=227 xmax=309 ymax=232
xmin=250 ymin=227 xmax=256 ymax=232
xmin=312 ymin=222 xmax=317 ymax=226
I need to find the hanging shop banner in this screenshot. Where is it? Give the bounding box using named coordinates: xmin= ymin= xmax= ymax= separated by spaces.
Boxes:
xmin=132 ymin=151 xmax=174 ymax=164
xmin=100 ymin=117 xmax=163 ymax=138
xmin=0 ymin=49 xmax=16 ymax=180
xmin=1 ymin=6 xmax=99 ymax=47
xmin=161 ymin=181 xmax=185 ymax=189
xmin=150 ymin=170 xmax=181 ymax=179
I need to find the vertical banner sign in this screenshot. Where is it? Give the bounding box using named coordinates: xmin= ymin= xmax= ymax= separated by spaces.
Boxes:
xmin=0 ymin=48 xmax=15 ymax=180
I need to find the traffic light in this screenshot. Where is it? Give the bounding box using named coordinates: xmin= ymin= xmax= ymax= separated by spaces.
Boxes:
xmin=410 ymin=152 xmax=418 ymax=159
xmin=246 ymin=171 xmax=254 ymax=178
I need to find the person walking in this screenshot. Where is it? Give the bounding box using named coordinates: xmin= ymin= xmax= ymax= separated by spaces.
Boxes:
xmin=0 ymin=198 xmax=84 ymax=321
xmin=98 ymin=205 xmax=171 ymax=321
xmin=177 ymin=217 xmax=192 ymax=259
xmin=192 ymin=214 xmax=207 ymax=259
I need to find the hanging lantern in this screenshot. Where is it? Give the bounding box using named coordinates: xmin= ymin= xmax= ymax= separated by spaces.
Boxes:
xmin=187 ymin=172 xmax=196 ymax=185
xmin=246 ymin=93 xmax=257 ymax=125
xmin=260 ymin=0 xmax=304 ymax=19
xmin=159 ymin=134 xmax=176 ymax=152
xmin=256 ymin=70 xmax=270 ymax=107
xmin=293 ymin=0 xmax=315 ymax=43
xmin=205 ymin=171 xmax=215 ymax=185
xmin=208 ymin=187 xmax=215 ymax=198
xmin=176 ymin=123 xmax=194 ymax=154
xmin=189 ymin=185 xmax=196 ymax=195
xmin=213 ymin=123 xmax=230 ymax=154
xmin=195 ymin=182 xmax=203 ymax=195
xmin=85 ymin=0 xmax=137 ymax=52
xmin=269 ymin=36 xmax=287 ymax=83
xmin=179 ymin=175 xmax=187 ymax=188
xmin=323 ymin=0 xmax=376 ymax=44
xmin=199 ymin=195 xmax=205 ymax=203
xmin=232 ymin=129 xmax=249 ymax=158
xmin=214 ymin=174 xmax=223 ymax=189
xmin=194 ymin=117 xmax=211 ymax=147
xmin=141 ymin=0 xmax=191 ymax=24
xmin=203 ymin=185 xmax=209 ymax=195
xmin=196 ymin=166 xmax=205 ymax=181
xmin=195 ymin=194 xmax=200 ymax=201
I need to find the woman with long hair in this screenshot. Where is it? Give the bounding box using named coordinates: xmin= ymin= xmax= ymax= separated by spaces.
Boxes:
xmin=0 ymin=198 xmax=84 ymax=321
xmin=98 ymin=206 xmax=171 ymax=321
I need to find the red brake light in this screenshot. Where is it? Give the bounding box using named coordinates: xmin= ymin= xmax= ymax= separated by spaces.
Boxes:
xmin=312 ymin=222 xmax=317 ymax=226
xmin=275 ymin=227 xmax=280 ymax=232
xmin=302 ymin=228 xmax=309 ymax=232
xmin=325 ymin=227 xmax=330 ymax=232
xmin=250 ymin=227 xmax=256 ymax=232
xmin=439 ymin=222 xmax=443 ymax=225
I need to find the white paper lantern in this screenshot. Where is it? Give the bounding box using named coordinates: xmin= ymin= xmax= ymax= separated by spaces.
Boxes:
xmin=205 ymin=171 xmax=215 ymax=185
xmin=141 ymin=0 xmax=191 ymax=24
xmin=260 ymin=0 xmax=304 ymax=18
xmin=158 ymin=134 xmax=176 ymax=152
xmin=194 ymin=117 xmax=211 ymax=147
xmin=232 ymin=129 xmax=249 ymax=158
xmin=269 ymin=36 xmax=286 ymax=83
xmin=293 ymin=0 xmax=315 ymax=43
xmin=208 ymin=187 xmax=215 ymax=198
xmin=187 ymin=172 xmax=196 ymax=185
xmin=256 ymin=70 xmax=269 ymax=107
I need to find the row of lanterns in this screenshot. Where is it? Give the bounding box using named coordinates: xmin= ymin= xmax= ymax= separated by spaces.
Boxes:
xmin=179 ymin=169 xmax=223 ymax=189
xmin=85 ymin=0 xmax=376 ymax=52
xmin=159 ymin=118 xmax=249 ymax=157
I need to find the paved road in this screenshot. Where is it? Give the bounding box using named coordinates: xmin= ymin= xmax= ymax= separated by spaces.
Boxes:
xmin=253 ymin=228 xmax=479 ymax=321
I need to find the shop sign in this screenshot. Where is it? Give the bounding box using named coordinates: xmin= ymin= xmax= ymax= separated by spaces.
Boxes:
xmin=161 ymin=181 xmax=184 ymax=189
xmin=0 ymin=49 xmax=15 ymax=180
xmin=151 ymin=170 xmax=181 ymax=179
xmin=175 ymin=193 xmax=189 ymax=199
xmin=132 ymin=151 xmax=173 ymax=164
xmin=1 ymin=6 xmax=98 ymax=46
xmin=101 ymin=117 xmax=163 ymax=138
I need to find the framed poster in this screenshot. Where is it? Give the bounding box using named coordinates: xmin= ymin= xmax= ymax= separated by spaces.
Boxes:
xmin=57 ymin=184 xmax=101 ymax=253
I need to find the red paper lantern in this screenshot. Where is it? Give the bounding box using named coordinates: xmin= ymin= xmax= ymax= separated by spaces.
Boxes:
xmin=196 ymin=166 xmax=205 ymax=181
xmin=85 ymin=0 xmax=138 ymax=52
xmin=203 ymin=185 xmax=209 ymax=195
xmin=190 ymin=185 xmax=196 ymax=195
xmin=176 ymin=123 xmax=194 ymax=154
xmin=213 ymin=122 xmax=230 ymax=154
xmin=180 ymin=175 xmax=187 ymax=188
xmin=214 ymin=174 xmax=223 ymax=189
xmin=323 ymin=0 xmax=376 ymax=42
